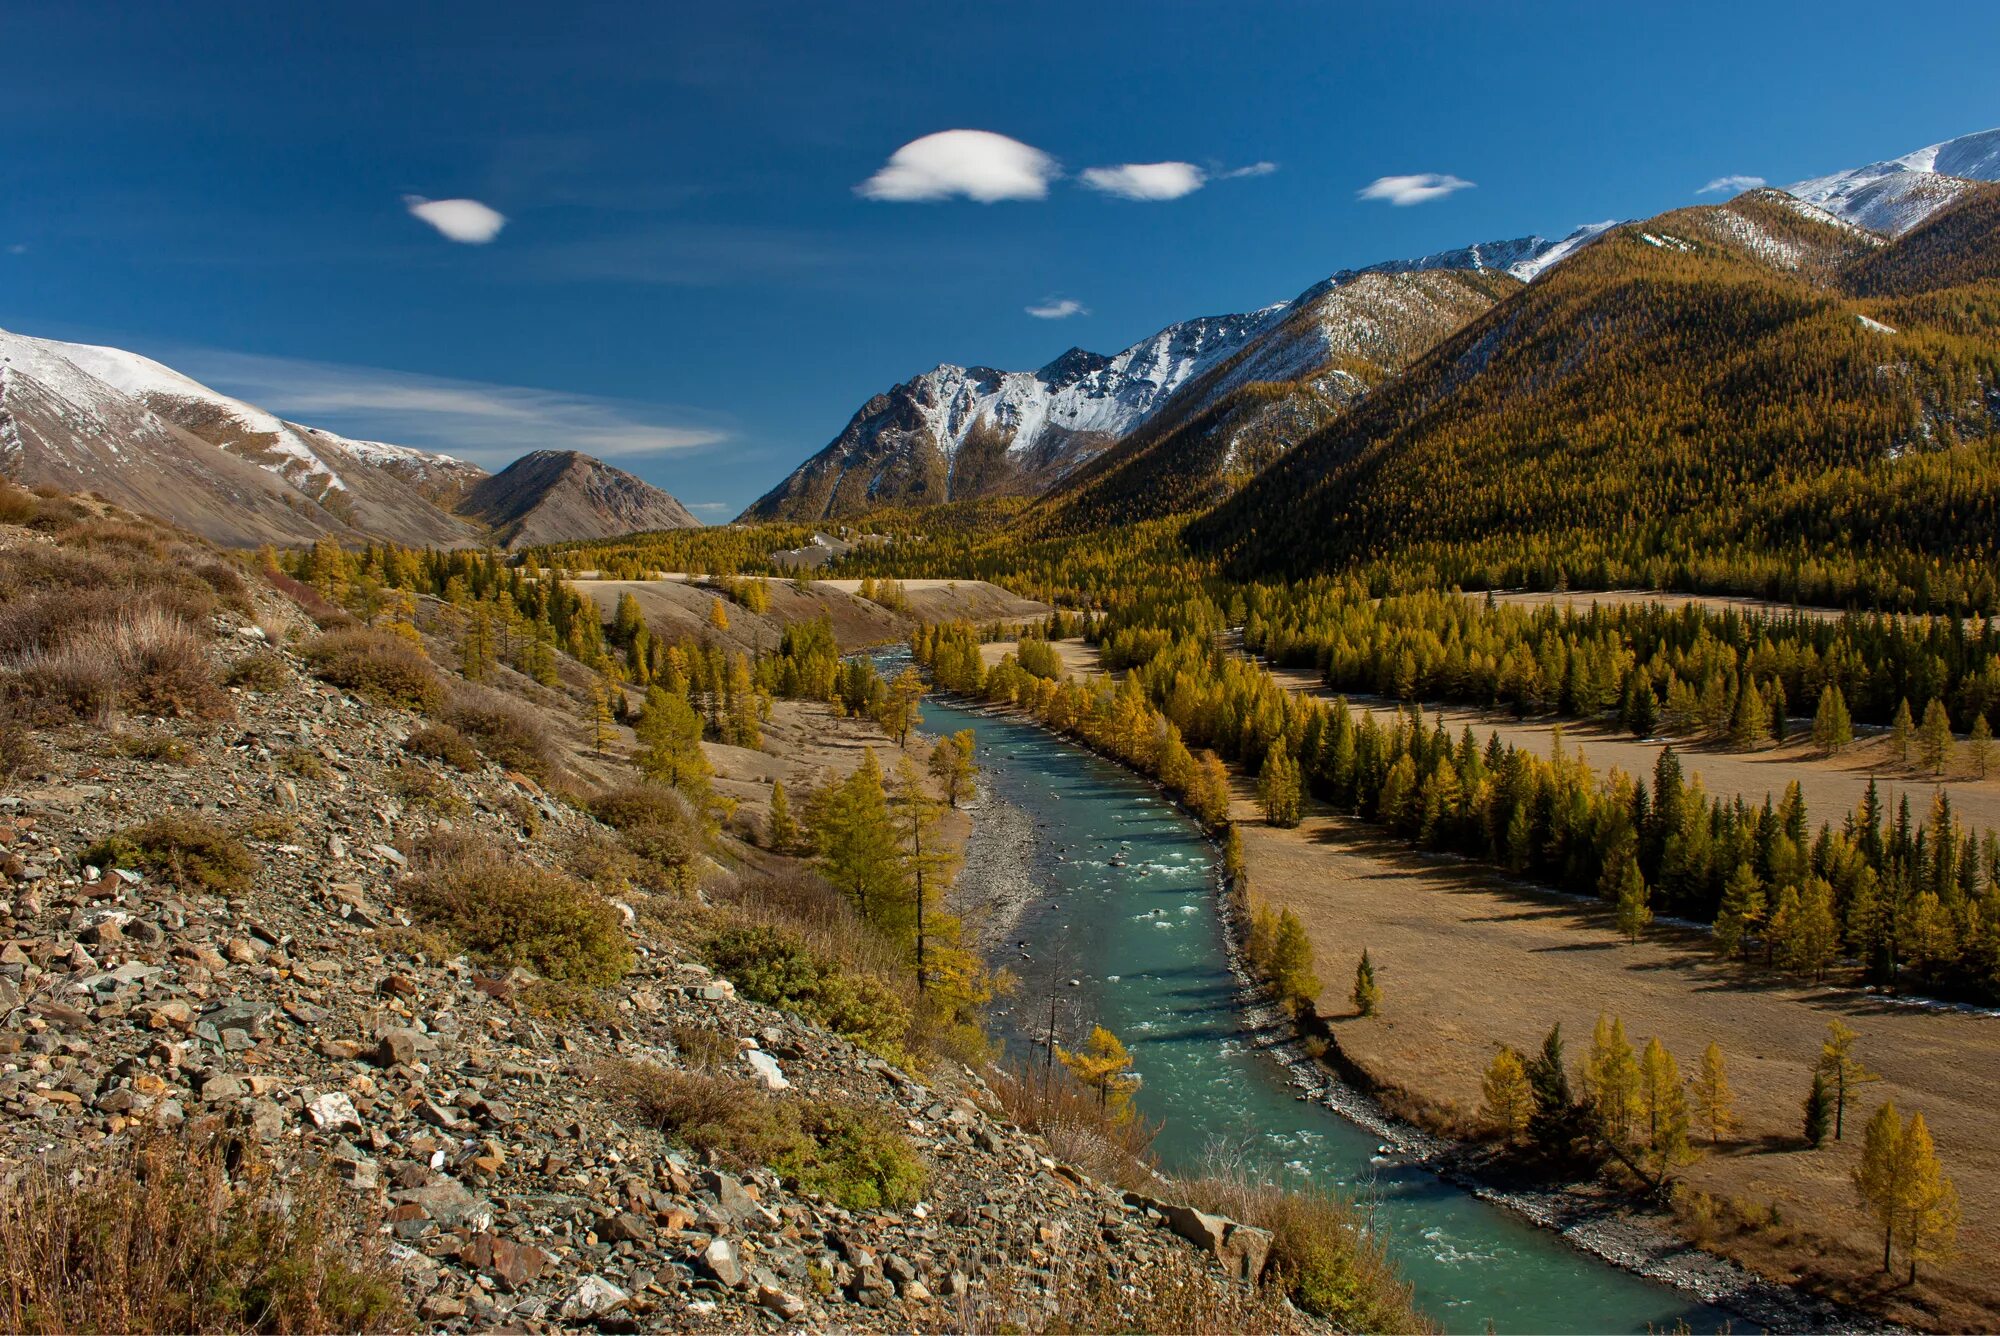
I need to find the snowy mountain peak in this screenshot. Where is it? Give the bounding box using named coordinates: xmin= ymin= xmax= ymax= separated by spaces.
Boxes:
xmin=1786 ymin=126 xmax=2000 ymax=235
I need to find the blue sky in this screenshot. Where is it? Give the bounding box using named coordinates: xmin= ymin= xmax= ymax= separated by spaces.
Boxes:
xmin=4 ymin=0 xmax=1997 ymax=518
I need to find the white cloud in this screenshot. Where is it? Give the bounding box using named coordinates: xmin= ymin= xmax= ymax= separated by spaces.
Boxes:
xmin=856 ymin=130 xmax=1058 ymax=203
xmin=1698 ymin=173 xmax=1767 ymax=195
xmin=1026 ymin=298 xmax=1088 ymax=320
xmin=1079 ymin=161 xmax=1207 ymax=201
xmin=171 ymin=348 xmax=726 ymax=467
xmin=1222 ymin=161 xmax=1278 ymax=179
xmin=403 ymin=195 xmax=508 ymax=243
xmin=1357 ymin=173 xmax=1475 ymax=206
xmin=687 ymin=501 xmax=731 ymax=514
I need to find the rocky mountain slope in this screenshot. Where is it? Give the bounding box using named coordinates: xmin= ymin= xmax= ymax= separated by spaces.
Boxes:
xmin=0 ymin=492 xmax=1344 ymax=1333
xmin=458 ymin=451 xmax=699 ymax=550
xmin=0 ymin=329 xmax=699 ymax=550
xmin=1188 ymin=183 xmax=2000 ymax=600
xmin=742 ymin=229 xmax=1619 ymax=524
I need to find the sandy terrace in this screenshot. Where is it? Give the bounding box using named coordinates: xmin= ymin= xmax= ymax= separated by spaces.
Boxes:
xmin=1232 ymin=779 xmax=2000 ymax=1327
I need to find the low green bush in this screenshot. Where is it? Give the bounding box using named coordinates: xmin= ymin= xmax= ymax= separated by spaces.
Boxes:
xmin=704 ymin=925 xmax=911 ymax=1060
xmin=608 ymin=1063 xmax=925 ymax=1212
xmin=85 ymin=814 xmax=256 ymax=893
xmin=224 ymin=650 xmax=288 ymax=693
xmin=405 ymin=853 xmax=631 ymax=987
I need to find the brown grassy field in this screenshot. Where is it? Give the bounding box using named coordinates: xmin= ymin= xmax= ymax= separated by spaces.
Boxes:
xmin=575 ymin=576 xmax=1047 ymax=654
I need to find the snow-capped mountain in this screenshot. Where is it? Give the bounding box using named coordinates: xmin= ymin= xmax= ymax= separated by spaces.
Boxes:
xmin=1787 ymin=127 xmax=2000 ymax=235
xmin=741 ymin=219 xmax=1627 ymax=521
xmin=0 ymin=327 xmax=700 ymax=548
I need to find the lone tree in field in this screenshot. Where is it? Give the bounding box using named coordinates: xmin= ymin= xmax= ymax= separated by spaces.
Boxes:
xmin=1270 ymin=909 xmax=1321 ymax=1016
xmin=1690 ymin=1042 xmax=1736 ymax=1144
xmin=1259 ymin=745 xmax=1303 ymax=828
xmin=1919 ymin=699 xmax=1955 ymax=776
xmin=1969 ymin=714 xmax=1994 ymax=779
xmin=1818 ymin=1019 xmax=1880 ymax=1141
xmin=1856 ymin=1102 xmax=1961 ymax=1282
xmin=1351 ymin=949 xmax=1380 ymax=1017
xmin=1812 ymin=684 xmax=1854 ymax=757
xmin=1804 ymin=1070 xmax=1833 ymax=1148
xmin=1638 ymin=1037 xmax=1694 ymax=1183
xmin=1889 ymin=699 xmax=1915 ymax=767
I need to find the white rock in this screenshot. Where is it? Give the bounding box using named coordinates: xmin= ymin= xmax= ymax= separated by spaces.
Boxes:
xmin=744 ymin=1049 xmax=789 ymax=1091
xmin=306 ymin=1091 xmax=361 ymax=1132
xmin=559 ymin=1275 xmax=628 ymax=1320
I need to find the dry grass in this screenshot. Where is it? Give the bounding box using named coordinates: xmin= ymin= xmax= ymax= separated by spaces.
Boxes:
xmin=985 ymin=1062 xmax=1160 ymax=1192
xmin=0 ymin=712 xmax=46 ymax=786
xmin=224 ymin=650 xmax=289 ymax=693
xmin=403 ymin=723 xmax=481 ymax=772
xmin=6 ymin=607 xmax=228 ymax=724
xmin=442 ymin=685 xmax=559 ymax=780
xmin=1179 ymin=1167 xmax=1424 ymax=1332
xmin=969 ymin=1248 xmax=1315 ymax=1335
xmin=110 ymin=729 xmax=196 ymax=766
xmin=0 ymin=1130 xmax=409 ymax=1333
xmin=299 ymin=630 xmax=444 ymax=712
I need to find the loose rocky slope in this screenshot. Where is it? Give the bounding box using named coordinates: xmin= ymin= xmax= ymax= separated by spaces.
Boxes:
xmin=0 ymin=500 xmax=1341 ymax=1333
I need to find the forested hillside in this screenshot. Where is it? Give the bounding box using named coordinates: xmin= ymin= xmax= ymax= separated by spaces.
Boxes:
xmin=1189 ymin=187 xmax=2000 ymax=614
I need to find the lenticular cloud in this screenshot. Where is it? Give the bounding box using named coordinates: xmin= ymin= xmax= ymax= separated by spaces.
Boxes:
xmin=855 ymin=130 xmax=1059 ymax=203
xmin=404 ymin=195 xmax=508 ymax=243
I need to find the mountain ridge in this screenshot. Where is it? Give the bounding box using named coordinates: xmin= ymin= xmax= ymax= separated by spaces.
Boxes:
xmin=0 ymin=327 xmax=701 ymax=549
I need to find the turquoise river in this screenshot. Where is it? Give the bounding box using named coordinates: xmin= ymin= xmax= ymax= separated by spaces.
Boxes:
xmin=911 ymin=687 xmax=1745 ymax=1334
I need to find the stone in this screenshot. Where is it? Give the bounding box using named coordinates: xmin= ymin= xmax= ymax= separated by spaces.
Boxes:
xmin=371 ymin=1026 xmax=430 ymax=1067
xmin=198 ymin=1072 xmax=243 ymax=1103
xmin=306 ymin=1091 xmax=362 ymax=1132
xmin=559 ymin=1275 xmax=628 ymax=1321
xmin=600 ymin=1211 xmax=651 ymax=1244
xmin=698 ymin=1237 xmax=745 ymax=1289
xmin=743 ymin=1048 xmax=789 ymax=1091
xmin=463 ymin=1232 xmax=550 ymax=1292
xmin=701 ymin=1168 xmax=758 ymax=1222
xmin=758 ymin=1284 xmax=807 ymax=1320
xmin=394 ymin=1176 xmax=491 ymax=1232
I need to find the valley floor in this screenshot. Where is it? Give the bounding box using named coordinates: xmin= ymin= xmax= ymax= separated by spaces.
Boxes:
xmin=987 ymin=634 xmax=2000 ymax=1329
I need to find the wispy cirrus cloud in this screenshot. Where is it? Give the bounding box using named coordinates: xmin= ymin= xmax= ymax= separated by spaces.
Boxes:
xmin=1698 ymin=173 xmax=1766 ymax=195
xmin=1222 ymin=161 xmax=1278 ymax=179
xmin=856 ymin=130 xmax=1058 ymax=202
xmin=403 ymin=195 xmax=508 ymax=243
xmin=170 ymin=347 xmax=728 ymax=467
xmin=1358 ymin=172 xmax=1475 ymax=206
xmin=1025 ymin=297 xmax=1088 ymax=320
xmin=1079 ymin=161 xmax=1206 ymax=201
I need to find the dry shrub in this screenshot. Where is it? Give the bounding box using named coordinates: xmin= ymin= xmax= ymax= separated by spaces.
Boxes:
xmin=667 ymin=1021 xmax=738 ymax=1070
xmin=5 ymin=607 xmax=227 ymax=724
xmin=589 ymin=782 xmax=692 ymax=832
xmin=279 ymin=747 xmax=329 ymax=781
xmin=605 ymin=1061 xmax=925 ymax=1211
xmin=0 ymin=712 xmax=46 ymax=785
xmin=85 ymin=813 xmax=257 ymax=893
xmin=986 ymin=1062 xmax=1160 ymax=1192
xmin=0 ymin=480 xmax=41 ymax=525
xmin=403 ymin=843 xmax=631 ymax=986
xmin=388 ymin=763 xmax=467 ymax=816
xmin=586 ymin=782 xmax=700 ymax=894
xmin=1177 ymin=1169 xmax=1422 ymax=1331
xmin=263 ymin=568 xmax=352 ymax=629
xmin=443 ymin=686 xmax=559 ymax=780
xmin=404 ymin=723 xmax=481 ymax=772
xmin=225 ymin=650 xmax=289 ymax=693
xmin=300 ymin=630 xmax=444 ymax=712
xmin=237 ymin=811 xmax=298 ymax=842
xmin=0 ymin=1130 xmax=408 ymax=1334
